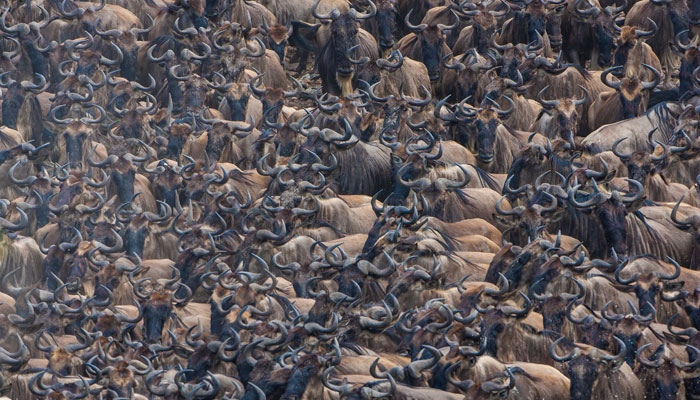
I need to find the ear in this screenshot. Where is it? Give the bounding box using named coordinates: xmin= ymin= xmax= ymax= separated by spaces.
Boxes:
xmin=549 ymin=208 xmax=566 ymax=223
xmin=611 ymin=283 xmax=635 ymax=293
xmin=663 ymin=281 xmax=685 ymax=292
xmin=610 ymin=358 xmax=624 ymax=372
xmin=360 ymin=113 xmax=376 ymax=131
xmin=493 ymin=214 xmax=515 ymax=228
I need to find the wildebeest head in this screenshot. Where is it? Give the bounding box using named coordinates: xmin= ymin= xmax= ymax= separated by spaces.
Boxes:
xmin=109 ymin=92 xmax=158 ymax=141
xmin=523 ymin=0 xmax=550 ymax=41
xmin=146 ymin=161 xmax=183 ymax=208
xmin=568 ymin=179 xmax=644 ymax=257
xmin=396 ymin=304 xmax=453 ymax=358
xmin=49 ymin=104 xmax=106 ymax=168
xmin=312 ymin=0 xmax=376 ymax=94
xmin=476 ymin=292 xmax=533 ymax=357
xmin=675 ymin=30 xmax=700 ymax=96
xmin=601 ymin=64 xmax=660 ymax=119
xmin=493 ymin=191 xmax=561 ymax=244
xmin=635 ymin=342 xmax=700 ymax=400
xmin=441 ymin=49 xmax=492 ymax=101
xmin=0 ymin=73 xmax=47 ymax=129
xmin=365 ymin=80 xmax=431 ymax=142
xmin=614 ymin=255 xmax=683 ymax=318
xmin=212 ymin=23 xmax=263 ymax=81
xmin=194 ymin=116 xmax=254 ymax=163
xmin=266 ymin=24 xmax=290 ymax=65
xmin=216 ymin=79 xmax=252 ymax=122
xmin=614 ymin=22 xmax=656 ymax=70
xmin=671 ymin=289 xmax=700 ymax=331
xmin=95 ymin=18 xmax=154 ymax=81
xmin=327 ymin=10 xmax=364 ymax=74
xmin=598 ymin=301 xmax=655 ymax=366
xmin=249 ymin=73 xmax=302 ymax=130
xmin=170 ymin=69 xmax=214 ymax=113
xmin=611 ymin=137 xmax=668 ymax=188
xmin=34 ymin=328 xmax=92 ymax=376
xmin=574 ymin=0 xmax=626 ymax=67
xmin=489 ymin=234 xmax=561 ymax=289
xmin=137 ymin=288 xmax=175 ymax=343
xmin=185 ymin=332 xmax=239 ymax=380
xmin=403 ymin=9 xmax=455 ymax=82
xmin=437 ymin=95 xmax=513 ymax=164
xmin=550 ymin=336 xmax=627 ymax=400
xmin=460 ymin=1 xmax=507 ymax=54
xmin=503 ymin=143 xmax=556 ymax=201
xmin=165 ymin=119 xmax=194 ymax=159
xmin=368 ymin=0 xmax=399 ymax=53
xmin=536 ymin=85 xmax=589 ymax=145
xmin=531 ymin=277 xmax=585 ymax=332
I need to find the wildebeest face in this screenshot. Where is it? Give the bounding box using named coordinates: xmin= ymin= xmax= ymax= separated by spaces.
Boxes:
xmin=618 ymin=80 xmax=643 ymax=119
xmin=66 ymin=254 xmax=89 ymax=287
xmin=74 ymin=56 xmax=99 ymax=78
xmin=63 ymin=124 xmax=89 ymax=168
xmin=524 ymin=7 xmax=547 ymax=43
xmin=95 ymin=314 xmax=120 ymax=338
xmin=612 ymin=318 xmax=645 ymax=366
xmin=275 ymin=126 xmax=300 ymax=157
xmin=594 ymin=18 xmax=616 ymax=67
xmin=186 ymin=341 xmax=219 ymax=380
xmin=331 ymin=14 xmax=360 ymax=76
xmin=224 ymin=84 xmax=250 ymax=122
xmin=474 ymin=111 xmax=499 ymax=163
xmin=124 ymin=221 xmax=149 ymax=258
xmin=638 ymin=347 xmax=684 ymax=400
xmin=481 ymin=310 xmax=507 ymax=357
xmin=152 ymin=167 xmax=181 ymax=208
xmin=183 ymin=174 xmax=207 ymax=201
xmin=679 ymin=291 xmax=700 ymax=329
xmin=568 ymin=355 xmax=601 ymax=400
xmin=110 ymin=168 xmax=136 ymax=205
xmin=546 ymin=8 xmax=564 ymax=48
xmin=420 ymin=27 xmax=444 ymax=81
xmin=44 ymin=247 xmax=66 ymax=291
xmin=595 ymin=199 xmax=628 ymax=255
xmin=266 ymin=24 xmax=289 ymax=65
xmin=165 ymin=123 xmax=191 ymax=159
xmin=553 ymin=101 xmax=579 ymax=143
xmin=106 ymin=362 xmax=136 ymax=398
xmin=500 ymin=48 xmax=526 ymax=82
xmin=1 ymin=82 xmax=22 ymax=129
xmin=116 ymin=111 xmax=146 ymax=140
xmin=579 ymin=320 xmax=612 ymax=350
xmin=375 ymin=0 xmax=398 ymax=51
xmin=380 ymin=101 xmax=406 ymax=138
xmin=206 ymin=125 xmax=232 ymax=163
xmin=680 ymin=50 xmax=700 ymax=96
xmin=54 ymin=180 xmax=85 ymax=209
xmin=624 ymin=154 xmax=655 ymax=187
xmin=48 ymin=348 xmax=78 ymax=376
xmin=539 ymin=296 xmax=569 ymax=332
xmin=390 ymin=159 xmax=421 ymax=202
xmin=183 ymin=77 xmax=211 ymax=112
xmin=142 ymin=293 xmax=172 ymax=343
xmin=90 ymin=221 xmax=118 ymax=246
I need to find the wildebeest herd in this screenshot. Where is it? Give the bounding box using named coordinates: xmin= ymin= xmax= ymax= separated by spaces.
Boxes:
xmin=7 ymin=0 xmax=700 ymax=397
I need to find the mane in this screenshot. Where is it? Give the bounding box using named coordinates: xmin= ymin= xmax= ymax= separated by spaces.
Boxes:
xmin=644 ymin=101 xmax=679 ymax=143
xmin=471 ymin=164 xmax=502 ymax=192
